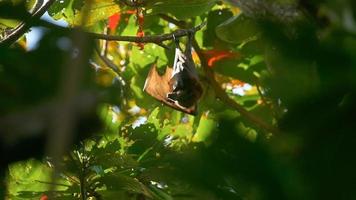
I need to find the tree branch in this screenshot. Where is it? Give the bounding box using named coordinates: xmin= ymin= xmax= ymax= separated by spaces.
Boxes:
xmin=0 ymin=0 xmax=56 ymax=46
xmin=1 ymin=7 xmax=206 ymax=47
xmin=94 ymin=46 xmax=119 ymax=72
xmin=87 ymin=21 xmax=207 ymax=43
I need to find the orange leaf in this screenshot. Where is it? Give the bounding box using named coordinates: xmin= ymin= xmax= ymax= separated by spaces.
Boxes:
xmin=108 ymin=13 xmax=121 ymax=31
xmin=136 ymin=30 xmax=144 ymax=37
xmin=202 ymin=50 xmax=240 ymax=67
xmin=126 ymin=10 xmax=136 ymax=14
xmin=137 ymin=13 xmax=144 ymax=25
xmin=231 ymin=79 xmax=244 ymax=86
xmin=136 ymin=8 xmax=145 ymax=50
xmin=40 ymin=194 xmax=48 ymax=200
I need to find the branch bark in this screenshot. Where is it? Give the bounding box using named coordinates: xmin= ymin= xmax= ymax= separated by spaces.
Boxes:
xmin=1 ymin=3 xmax=205 ymax=47
xmin=0 ymin=0 xmax=55 ymax=46
xmin=87 ymin=21 xmax=207 ymax=43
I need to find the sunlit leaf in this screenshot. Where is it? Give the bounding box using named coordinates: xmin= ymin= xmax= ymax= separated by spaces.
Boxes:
xmin=146 ymin=0 xmax=217 ymax=20
xmin=216 ymin=13 xmax=260 ymax=44
xmin=192 ymin=114 xmax=217 ymax=144
xmin=48 ymin=0 xmax=119 ymax=26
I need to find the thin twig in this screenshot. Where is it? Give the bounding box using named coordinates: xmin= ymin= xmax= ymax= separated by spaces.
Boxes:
xmin=153 ymin=41 xmax=171 ymax=50
xmin=87 ymin=21 xmax=207 ymax=43
xmin=101 ymin=27 xmax=109 ymax=56
xmin=94 ymin=46 xmax=127 ymax=85
xmin=94 ymin=46 xmax=119 ymax=72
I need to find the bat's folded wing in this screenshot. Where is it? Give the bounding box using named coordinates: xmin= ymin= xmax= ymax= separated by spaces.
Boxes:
xmin=143 ymin=64 xmax=197 ymax=115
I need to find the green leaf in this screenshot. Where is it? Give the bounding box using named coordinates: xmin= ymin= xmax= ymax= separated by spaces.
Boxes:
xmin=203 ymin=9 xmax=233 ymax=48
xmin=48 ymin=0 xmax=119 ymax=26
xmin=120 ymin=15 xmax=137 ymax=36
xmin=126 ymin=123 xmax=159 ymax=155
xmin=146 ymin=0 xmax=217 ymax=20
xmin=192 ymin=114 xmax=217 ymax=144
xmin=130 ymin=44 xmax=168 ymax=68
xmin=100 ymin=173 xmax=156 ymax=198
xmin=216 ymin=13 xmax=260 ymax=44
xmin=7 ymin=159 xmax=70 ymax=197
xmin=48 ymin=0 xmax=82 ymax=22
xmin=212 ymin=59 xmax=258 ymax=84
xmin=235 ymin=122 xmax=258 ymax=142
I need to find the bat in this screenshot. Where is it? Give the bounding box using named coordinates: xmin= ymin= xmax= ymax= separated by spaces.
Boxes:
xmin=143 ymin=32 xmax=203 ymax=115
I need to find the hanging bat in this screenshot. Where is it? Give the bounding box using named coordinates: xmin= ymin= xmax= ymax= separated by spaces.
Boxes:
xmin=143 ymin=32 xmax=203 ymax=115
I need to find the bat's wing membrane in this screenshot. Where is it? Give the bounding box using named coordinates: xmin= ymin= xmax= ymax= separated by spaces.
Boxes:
xmin=144 ymin=64 xmax=197 ymax=115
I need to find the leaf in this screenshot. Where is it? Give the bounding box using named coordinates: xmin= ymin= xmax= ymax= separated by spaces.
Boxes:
xmin=202 ymin=49 xmax=241 ymax=67
xmin=203 ymin=9 xmax=234 ymax=48
xmin=100 ymin=173 xmax=158 ymax=199
xmin=147 ymin=107 xmax=161 ymax=128
xmin=146 ymin=0 xmax=217 ymax=20
xmin=216 ymin=13 xmax=260 ymax=44
xmin=48 ymin=0 xmax=83 ymax=22
xmin=235 ymin=122 xmax=258 ymax=142
xmin=130 ymin=43 xmax=167 ymax=67
xmin=108 ymin=13 xmax=120 ymax=31
xmin=142 ymin=14 xmax=164 ymax=34
xmin=0 ymin=0 xmax=35 ymax=30
xmin=213 ymin=60 xmax=258 ymax=84
xmin=7 ymin=159 xmax=70 ymax=197
xmin=192 ymin=114 xmax=217 ymax=144
xmin=126 ymin=123 xmax=159 ymax=155
xmin=48 ymin=0 xmax=120 ymax=27
xmin=120 ymin=14 xmax=137 ymax=36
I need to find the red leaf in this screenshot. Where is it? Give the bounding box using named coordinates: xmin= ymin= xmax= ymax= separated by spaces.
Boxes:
xmin=202 ymin=50 xmax=241 ymax=67
xmin=40 ymin=194 xmax=48 ymax=200
xmin=108 ymin=13 xmax=121 ymax=31
xmin=137 ymin=13 xmax=144 ymax=25
xmin=136 ymin=8 xmax=145 ymax=50
xmin=126 ymin=10 xmax=136 ymax=14
xmin=136 ymin=30 xmax=144 ymax=37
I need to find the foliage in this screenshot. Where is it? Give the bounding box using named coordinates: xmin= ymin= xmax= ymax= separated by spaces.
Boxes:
xmin=1 ymin=0 xmax=356 ymax=199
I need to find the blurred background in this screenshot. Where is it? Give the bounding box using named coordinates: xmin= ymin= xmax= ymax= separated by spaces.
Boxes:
xmin=1 ymin=0 xmax=356 ymax=199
